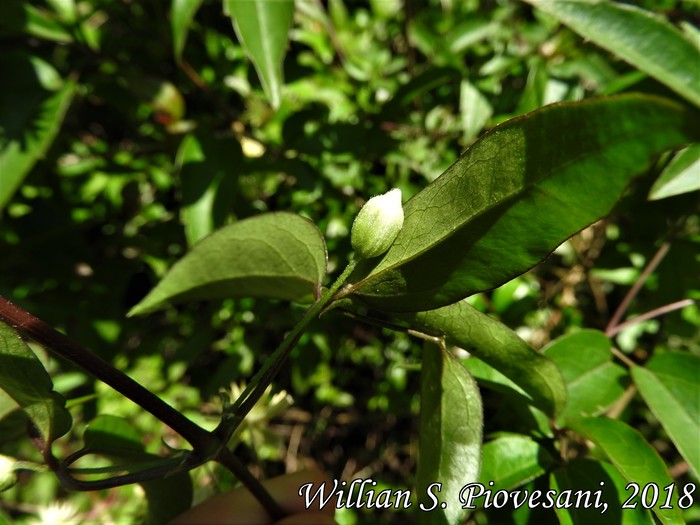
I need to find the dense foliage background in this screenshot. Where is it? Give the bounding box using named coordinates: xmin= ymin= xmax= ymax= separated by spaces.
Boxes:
xmin=0 ymin=0 xmax=698 ymax=523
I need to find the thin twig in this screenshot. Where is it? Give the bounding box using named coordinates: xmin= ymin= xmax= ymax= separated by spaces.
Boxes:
xmin=0 ymin=295 xmax=287 ymax=518
xmin=215 ymin=260 xmax=358 ymax=446
xmin=610 ymin=346 xmax=636 ymax=369
xmin=215 ymin=447 xmax=286 ymax=521
xmin=179 ymin=59 xmax=208 ymax=90
xmin=669 ymin=461 xmax=689 ymax=479
xmin=606 ymin=299 xmax=695 ymax=338
xmin=605 ymin=384 xmax=637 ymax=419
xmin=0 ymin=296 xmax=215 ymax=453
xmin=55 ymin=452 xmax=201 ymax=491
xmin=605 ymin=242 xmax=671 ymax=336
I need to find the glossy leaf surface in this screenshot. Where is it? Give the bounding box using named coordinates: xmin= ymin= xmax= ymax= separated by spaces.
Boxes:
xmin=416 ymin=344 xmax=482 ymax=525
xmin=543 ymin=330 xmax=628 ymax=423
xmin=129 ymin=213 xmax=327 ymax=315
xmin=527 ymin=0 xmax=700 ymax=107
xmin=348 ymin=95 xmax=699 ymax=312
xmin=0 ymin=322 xmax=71 ymax=444
xmin=632 ymin=352 xmax=700 ymax=477
xmin=648 ymin=144 xmax=700 ymax=200
xmin=225 ymin=0 xmax=295 ymax=108
xmin=570 ymin=417 xmax=682 ymax=525
xmin=0 ymin=53 xmax=75 ymax=212
xmin=479 ymin=435 xmax=553 ymax=491
xmin=398 ymin=300 xmax=566 ymax=416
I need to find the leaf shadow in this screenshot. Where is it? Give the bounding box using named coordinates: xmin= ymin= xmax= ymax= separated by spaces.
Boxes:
xmin=0 ymin=51 xmax=56 ymax=151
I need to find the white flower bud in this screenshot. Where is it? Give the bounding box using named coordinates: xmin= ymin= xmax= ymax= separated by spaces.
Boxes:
xmin=351 ymin=188 xmax=404 ymax=259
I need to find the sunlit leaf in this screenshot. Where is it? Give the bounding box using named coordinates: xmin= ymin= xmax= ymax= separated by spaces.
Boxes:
xmin=44 ymin=0 xmax=77 ymax=24
xmin=648 ymin=144 xmax=700 ymax=200
xmin=129 ymin=213 xmax=327 ymax=316
xmin=632 ymin=352 xmax=700 ymax=477
xmin=460 ymin=79 xmax=492 ymax=142
xmin=462 ymin=357 xmax=529 ymax=400
xmin=397 ymin=300 xmax=566 ymax=416
xmin=0 ymin=322 xmax=71 ymax=445
xmin=479 ymin=435 xmax=553 ymax=491
xmin=347 ymin=95 xmax=699 ymax=312
xmin=543 ymin=330 xmax=629 ymax=423
xmin=0 ymin=1 xmax=73 ymax=43
xmin=416 ymin=343 xmax=482 ymax=525
xmin=0 ymin=52 xmax=75 ymax=212
xmin=171 ymin=0 xmax=204 ymax=62
xmin=177 ymin=134 xmax=241 ymax=246
xmin=0 ymin=389 xmax=18 ymax=422
xmin=224 ymin=0 xmax=295 ymax=108
xmin=527 ymin=0 xmax=700 ymax=107
xmin=570 ymin=417 xmax=682 ymax=525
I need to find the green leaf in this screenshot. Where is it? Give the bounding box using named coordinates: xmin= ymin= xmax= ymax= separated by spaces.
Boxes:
xmin=0 ymin=1 xmax=73 ymax=43
xmin=44 ymin=0 xmax=78 ymax=24
xmin=171 ymin=0 xmax=204 ymax=62
xmin=177 ymin=134 xmax=241 ymax=246
xmin=550 ymin=459 xmax=653 ymax=525
xmin=0 ymin=52 xmax=75 ymax=212
xmin=460 ymin=79 xmax=492 ymax=143
xmin=462 ymin=357 xmax=530 ymax=400
xmin=526 ymin=0 xmax=700 ymax=108
xmin=569 ymin=417 xmax=683 ymax=525
xmin=381 ymin=67 xmax=460 ymax=119
xmin=543 ymin=330 xmax=629 ymax=423
xmin=0 ymin=322 xmax=71 ymax=445
xmin=129 ymin=212 xmax=327 ymax=316
xmin=416 ymin=344 xmax=482 ymax=525
xmin=632 ymin=352 xmax=700 ymax=478
xmin=84 ymin=414 xmax=144 ymax=454
xmin=649 ymin=144 xmax=700 ymax=200
xmin=224 ymin=0 xmax=295 ymax=109
xmin=347 ymin=94 xmax=699 ymax=312
xmin=84 ymin=415 xmax=193 ymax=525
xmin=397 ymin=300 xmax=566 ymax=417
xmin=0 ymin=389 xmax=18 ymax=422
xmin=479 ymin=435 xmax=553 ymax=491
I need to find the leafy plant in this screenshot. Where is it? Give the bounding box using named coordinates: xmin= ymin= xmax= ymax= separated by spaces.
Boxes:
xmin=1 ymin=1 xmax=698 ymax=524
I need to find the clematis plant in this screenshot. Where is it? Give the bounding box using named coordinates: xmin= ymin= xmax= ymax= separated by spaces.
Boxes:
xmin=0 ymin=92 xmax=697 ymax=525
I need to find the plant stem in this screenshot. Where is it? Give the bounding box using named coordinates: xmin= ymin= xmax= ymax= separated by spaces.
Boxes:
xmin=606 ymin=298 xmax=695 ymax=338
xmin=610 ymin=347 xmax=636 ymax=369
xmin=605 ymin=242 xmax=670 ymax=336
xmin=0 ymin=295 xmax=216 ymax=454
xmin=1 ymin=257 xmax=359 ymax=517
xmin=605 ymin=384 xmax=637 ymax=419
xmin=0 ymin=295 xmax=288 ymax=517
xmin=216 ymin=260 xmax=358 ymax=444
xmin=55 ymin=452 xmax=202 ymax=491
xmin=215 ymin=447 xmax=286 ymax=521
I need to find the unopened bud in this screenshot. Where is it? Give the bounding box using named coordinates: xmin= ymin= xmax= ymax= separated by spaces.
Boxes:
xmin=351 ymin=188 xmax=404 ymax=259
